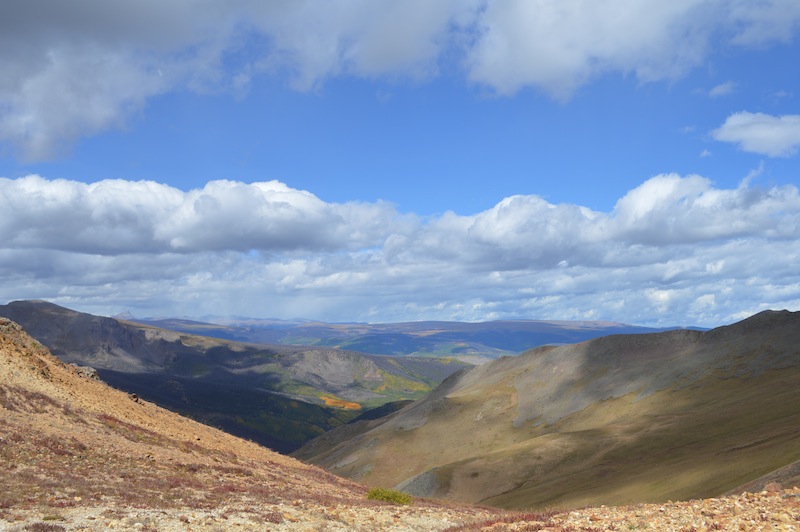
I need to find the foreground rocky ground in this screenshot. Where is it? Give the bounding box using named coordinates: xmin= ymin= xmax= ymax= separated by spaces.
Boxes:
xmin=547 ymin=485 xmax=800 ymax=531
xmin=2 ymin=486 xmax=799 ymax=530
xmin=1 ymin=504 xmax=496 ymax=531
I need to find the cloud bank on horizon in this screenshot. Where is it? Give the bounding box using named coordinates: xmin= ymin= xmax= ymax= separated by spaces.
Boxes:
xmin=1 ymin=0 xmax=800 ymax=327
xmin=2 ymin=173 xmax=799 ymax=326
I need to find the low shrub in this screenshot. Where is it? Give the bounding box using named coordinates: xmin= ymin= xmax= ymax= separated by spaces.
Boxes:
xmin=24 ymin=522 xmax=66 ymax=531
xmin=366 ymin=487 xmax=413 ymax=505
xmin=441 ymin=510 xmax=559 ymax=531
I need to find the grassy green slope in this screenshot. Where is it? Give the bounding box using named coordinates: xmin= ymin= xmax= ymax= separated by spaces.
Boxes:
xmin=452 ymin=367 xmax=800 ymax=509
xmin=99 ymin=369 xmax=358 ymax=453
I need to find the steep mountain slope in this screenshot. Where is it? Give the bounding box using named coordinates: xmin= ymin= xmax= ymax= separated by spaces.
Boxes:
xmin=134 ymin=315 xmax=673 ymax=363
xmin=0 ymin=300 xmax=466 ymax=452
xmin=0 ymin=317 xmax=509 ymax=530
xmin=296 ymin=310 xmax=800 ymax=510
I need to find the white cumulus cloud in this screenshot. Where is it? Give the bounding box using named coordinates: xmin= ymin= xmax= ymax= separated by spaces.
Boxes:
xmin=466 ymin=0 xmax=714 ymax=97
xmin=0 ymin=175 xmax=408 ymax=254
xmin=712 ymin=112 xmax=800 ymax=157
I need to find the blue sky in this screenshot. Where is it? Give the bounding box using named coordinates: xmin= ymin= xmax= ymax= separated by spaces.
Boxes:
xmin=1 ymin=1 xmax=800 ymax=327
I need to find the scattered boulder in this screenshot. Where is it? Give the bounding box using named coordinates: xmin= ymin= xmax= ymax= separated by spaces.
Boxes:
xmin=70 ymin=363 xmax=100 ymax=380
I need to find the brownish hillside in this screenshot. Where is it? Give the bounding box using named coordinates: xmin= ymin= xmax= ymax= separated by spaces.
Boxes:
xmin=297 ymin=310 xmax=800 ymax=511
xmin=0 ymin=317 xmax=505 ymax=530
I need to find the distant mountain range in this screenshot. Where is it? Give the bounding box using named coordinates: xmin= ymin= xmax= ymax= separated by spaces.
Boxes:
xmin=0 ymin=300 xmax=466 ymax=452
xmin=124 ymin=313 xmax=684 ymax=364
xmin=295 ymin=310 xmax=800 ymax=510
xmin=0 ymin=300 xmax=693 ymax=453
